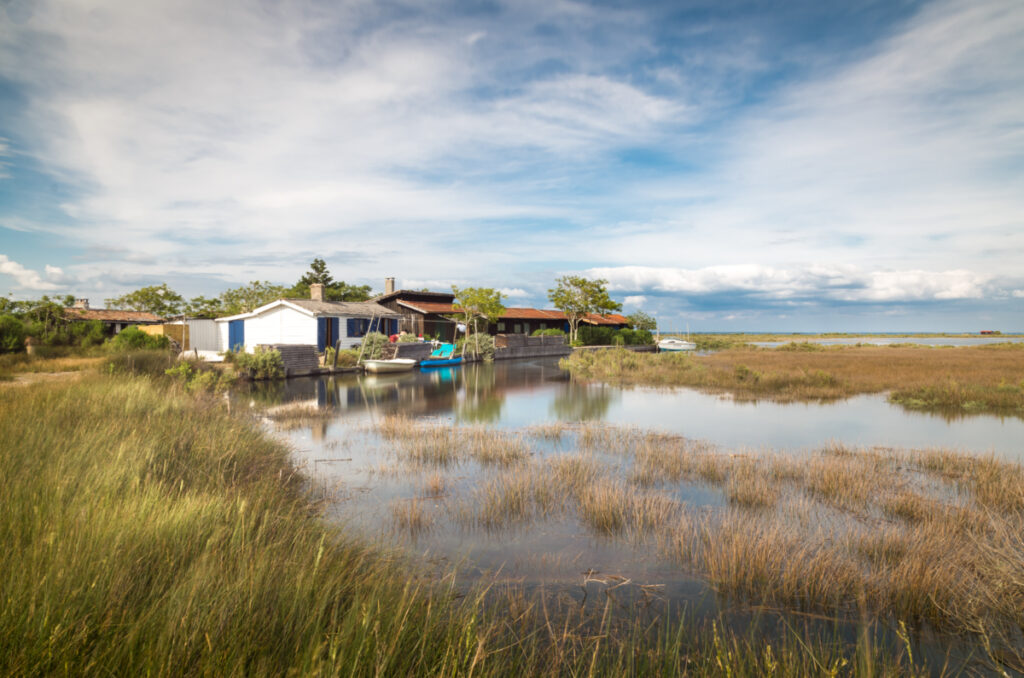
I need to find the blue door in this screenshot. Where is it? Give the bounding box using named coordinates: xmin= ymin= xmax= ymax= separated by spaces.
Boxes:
xmin=228 ymin=320 xmax=244 ymax=351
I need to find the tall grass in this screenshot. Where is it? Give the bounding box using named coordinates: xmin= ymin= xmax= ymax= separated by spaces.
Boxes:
xmin=562 ymin=344 xmax=1024 ymax=416
xmin=8 ymin=371 xmax=1007 ymax=674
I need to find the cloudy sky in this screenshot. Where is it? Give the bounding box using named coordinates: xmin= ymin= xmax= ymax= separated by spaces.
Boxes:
xmin=1 ymin=0 xmax=1021 ymax=331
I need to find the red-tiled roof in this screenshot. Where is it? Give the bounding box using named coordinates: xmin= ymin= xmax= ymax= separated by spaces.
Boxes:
xmin=498 ymin=307 xmax=563 ymax=320
xmin=64 ymin=308 xmax=163 ymax=323
xmin=583 ymin=313 xmax=629 ymax=325
xmin=394 ymin=302 xmax=626 ymax=325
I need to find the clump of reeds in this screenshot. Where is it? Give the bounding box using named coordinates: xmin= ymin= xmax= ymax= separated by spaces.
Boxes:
xmin=391 ymin=498 xmax=434 ymax=534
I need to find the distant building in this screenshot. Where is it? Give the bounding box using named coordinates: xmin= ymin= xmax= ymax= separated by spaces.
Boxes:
xmin=63 ymin=299 xmax=163 ymax=334
xmin=371 ymin=279 xmax=629 ymax=338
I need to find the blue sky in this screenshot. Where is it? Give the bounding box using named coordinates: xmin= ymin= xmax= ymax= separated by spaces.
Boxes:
xmin=1 ymin=0 xmax=1022 ymax=331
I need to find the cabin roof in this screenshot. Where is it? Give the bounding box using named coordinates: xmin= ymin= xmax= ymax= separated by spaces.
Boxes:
xmin=64 ymin=308 xmax=163 ymax=323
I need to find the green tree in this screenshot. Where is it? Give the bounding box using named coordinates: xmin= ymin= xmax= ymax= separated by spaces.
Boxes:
xmin=547 ymin=276 xmax=622 ymax=345
xmin=185 ymin=295 xmax=224 ymax=319
xmin=218 ymin=281 xmax=289 ymax=316
xmin=105 ymin=284 xmax=184 ymax=317
xmin=451 ymin=286 xmax=505 ymax=358
xmin=289 ymin=258 xmax=372 ymax=302
xmin=627 ymin=310 xmax=657 ymax=332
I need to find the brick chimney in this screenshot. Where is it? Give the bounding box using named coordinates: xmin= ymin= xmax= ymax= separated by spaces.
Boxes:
xmin=310 ymin=283 xmax=324 ymax=302
xmin=73 ymin=299 xmax=89 ymax=309
xmin=385 ymin=277 xmax=395 ymax=295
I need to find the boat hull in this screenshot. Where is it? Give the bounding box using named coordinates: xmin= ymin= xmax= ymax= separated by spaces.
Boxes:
xmin=658 ymin=339 xmax=696 ymax=352
xmin=420 ymin=357 xmax=463 ymax=368
xmin=363 ymin=358 xmax=417 ymax=373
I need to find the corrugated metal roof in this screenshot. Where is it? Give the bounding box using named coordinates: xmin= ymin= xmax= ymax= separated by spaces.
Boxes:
xmin=64 ymin=308 xmax=163 ymax=323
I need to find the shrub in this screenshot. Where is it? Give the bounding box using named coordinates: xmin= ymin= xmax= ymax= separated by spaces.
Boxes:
xmin=0 ymin=314 xmax=26 ymax=353
xmin=108 ymin=326 xmax=170 ymax=351
xmin=578 ymin=325 xmax=614 ymax=346
xmin=359 ymin=332 xmax=390 ymax=360
xmin=531 ymin=328 xmax=566 ymax=337
xmin=324 ymin=346 xmax=360 ymax=367
xmin=233 ymin=347 xmax=284 ymax=380
xmin=398 ymin=333 xmax=419 ymax=343
xmin=459 ymin=333 xmax=495 ymax=361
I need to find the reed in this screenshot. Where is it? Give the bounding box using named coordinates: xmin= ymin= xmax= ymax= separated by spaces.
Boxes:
xmin=562 ymin=344 xmax=1024 ymax=416
xmin=391 ymin=497 xmax=434 ymax=534
xmin=5 ymin=370 xmax=996 ymax=674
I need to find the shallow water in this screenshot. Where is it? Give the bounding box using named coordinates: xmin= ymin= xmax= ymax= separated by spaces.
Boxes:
xmin=248 ymin=357 xmax=1023 ymax=460
xmin=244 ymin=358 xmax=1022 ymax=673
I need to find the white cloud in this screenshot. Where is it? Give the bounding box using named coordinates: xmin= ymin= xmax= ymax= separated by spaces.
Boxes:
xmin=588 ymin=264 xmax=995 ymax=303
xmin=622 ymin=295 xmax=647 ymax=307
xmin=498 ymin=287 xmax=529 ymax=299
xmin=0 ymin=255 xmax=63 ymax=290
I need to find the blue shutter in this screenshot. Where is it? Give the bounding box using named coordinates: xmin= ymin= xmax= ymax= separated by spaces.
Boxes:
xmin=228 ymin=320 xmax=245 ymax=351
xmin=347 ymin=318 xmax=358 ymax=337
xmin=317 ymin=317 xmax=327 ymax=351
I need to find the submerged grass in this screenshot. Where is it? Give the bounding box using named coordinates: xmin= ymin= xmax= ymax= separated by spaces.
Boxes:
xmin=562 ymin=344 xmax=1024 ymax=417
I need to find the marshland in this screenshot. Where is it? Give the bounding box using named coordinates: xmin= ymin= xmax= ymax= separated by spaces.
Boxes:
xmin=4 ymin=340 xmax=1024 ymax=675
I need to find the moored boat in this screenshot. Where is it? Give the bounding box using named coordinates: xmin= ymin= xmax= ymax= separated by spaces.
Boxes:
xmin=658 ymin=338 xmax=696 ymax=352
xmin=420 ymin=342 xmax=464 ymax=368
xmin=362 ymin=358 xmax=417 ymax=373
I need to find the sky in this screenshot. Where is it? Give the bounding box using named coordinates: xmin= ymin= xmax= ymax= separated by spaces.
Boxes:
xmin=0 ymin=0 xmax=1022 ymax=331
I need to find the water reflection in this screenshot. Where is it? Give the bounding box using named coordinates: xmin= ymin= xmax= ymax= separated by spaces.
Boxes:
xmin=238 ymin=357 xmax=1024 ymax=459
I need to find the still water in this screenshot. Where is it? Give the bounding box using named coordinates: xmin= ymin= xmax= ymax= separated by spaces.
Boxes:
xmin=248 ymin=358 xmax=1021 ymax=671
xmin=250 ymin=357 xmax=1023 ymax=460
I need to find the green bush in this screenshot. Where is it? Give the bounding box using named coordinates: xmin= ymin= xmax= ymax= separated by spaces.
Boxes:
xmin=0 ymin=314 xmax=26 ymax=353
xmin=397 ymin=333 xmax=419 ymax=343
xmin=531 ymin=328 xmax=566 ymax=337
xmin=358 ymin=332 xmax=390 ymax=360
xmin=578 ymin=325 xmax=614 ymax=346
xmin=233 ymin=347 xmax=284 ymax=380
xmin=458 ymin=333 xmax=495 ymax=361
xmin=324 ymin=346 xmax=360 ymax=367
xmin=165 ymin=360 xmax=237 ymax=393
xmin=108 ymin=326 xmax=170 ymax=351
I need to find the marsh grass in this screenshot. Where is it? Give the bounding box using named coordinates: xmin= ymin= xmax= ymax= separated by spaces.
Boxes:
xmin=9 ymin=375 xmax=1018 ymax=674
xmin=391 ymin=497 xmax=434 ymax=534
xmin=562 ymin=344 xmax=1024 ymax=416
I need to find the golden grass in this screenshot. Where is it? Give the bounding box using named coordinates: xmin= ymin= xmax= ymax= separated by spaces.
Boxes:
xmin=390 ymin=498 xmax=434 ymax=534
xmin=562 ymin=344 xmax=1024 ymax=415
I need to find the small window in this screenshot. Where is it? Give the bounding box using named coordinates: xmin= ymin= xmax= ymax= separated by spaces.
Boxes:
xmin=540 ymin=322 xmax=546 ymax=330
xmin=514 ymin=323 xmax=522 ymax=334
xmin=497 ymin=321 xmax=506 ymax=331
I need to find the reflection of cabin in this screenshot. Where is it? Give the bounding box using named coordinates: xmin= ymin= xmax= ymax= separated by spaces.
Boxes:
xmin=371 ymin=278 xmax=629 ymax=338
xmin=63 ymin=299 xmax=163 ymax=334
xmin=215 ymin=284 xmax=400 ymax=352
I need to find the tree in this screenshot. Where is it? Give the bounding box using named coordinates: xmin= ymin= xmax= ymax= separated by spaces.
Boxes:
xmin=289 ymin=258 xmax=372 ymax=302
xmin=105 ymin=284 xmax=184 ymax=317
xmin=547 ymin=276 xmax=622 ymax=345
xmin=627 ymin=310 xmax=657 ymax=332
xmin=451 ymin=286 xmax=506 ymax=358
xmin=297 ymin=257 xmax=334 ymax=287
xmin=217 ymin=281 xmax=289 ymax=316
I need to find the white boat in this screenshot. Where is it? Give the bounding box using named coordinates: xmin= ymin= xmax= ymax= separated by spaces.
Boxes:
xmin=658 ymin=338 xmax=696 ymax=352
xmin=362 ymin=358 xmax=417 ymax=373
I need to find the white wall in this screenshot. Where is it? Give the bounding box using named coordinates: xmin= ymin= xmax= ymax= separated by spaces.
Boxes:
xmin=244 ymin=306 xmax=316 ymax=351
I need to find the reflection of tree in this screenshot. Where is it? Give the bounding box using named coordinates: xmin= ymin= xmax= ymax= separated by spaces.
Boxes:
xmin=457 ymin=362 xmax=506 ymax=423
xmin=551 ymin=383 xmax=616 ymax=421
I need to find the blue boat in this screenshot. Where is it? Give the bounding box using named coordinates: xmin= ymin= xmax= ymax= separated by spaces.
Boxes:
xmin=420 ymin=342 xmax=464 ymax=369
